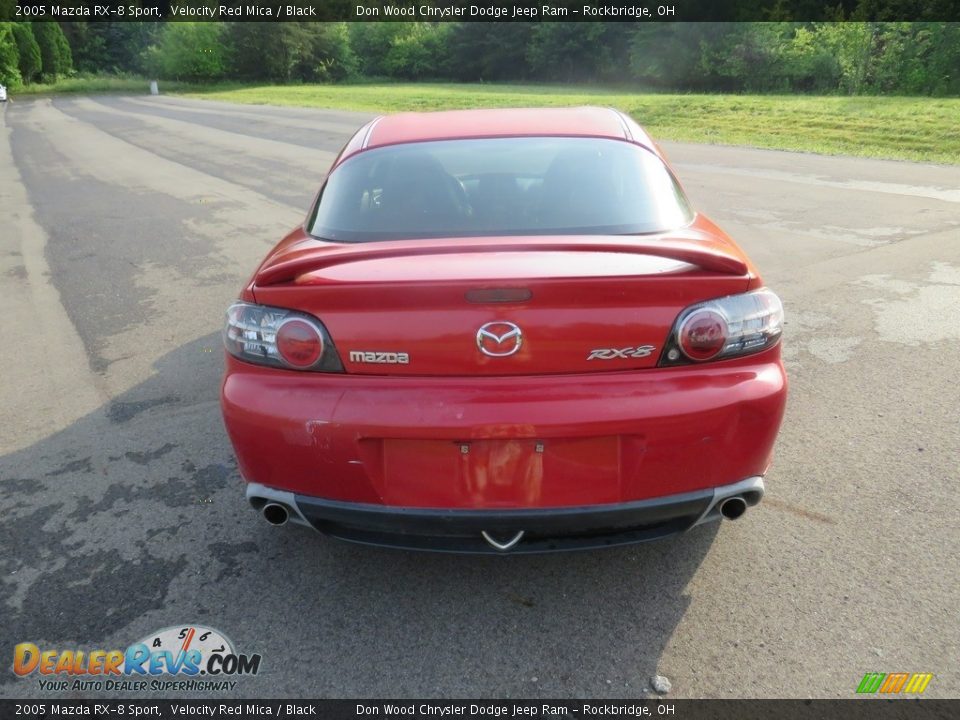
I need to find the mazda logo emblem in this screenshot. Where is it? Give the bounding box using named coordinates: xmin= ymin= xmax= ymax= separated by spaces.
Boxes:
xmin=476 ymin=321 xmax=523 ymax=358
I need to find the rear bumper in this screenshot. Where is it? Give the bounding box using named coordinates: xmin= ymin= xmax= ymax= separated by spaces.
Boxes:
xmin=246 ymin=476 xmax=764 ymax=553
xmin=222 ymin=350 xmax=787 ymax=507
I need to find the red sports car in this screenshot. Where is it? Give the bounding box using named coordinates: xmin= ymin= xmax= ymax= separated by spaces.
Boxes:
xmin=221 ymin=107 xmax=787 ymax=553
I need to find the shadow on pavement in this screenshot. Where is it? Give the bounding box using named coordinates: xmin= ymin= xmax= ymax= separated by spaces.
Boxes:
xmin=1 ymin=332 xmax=719 ymax=698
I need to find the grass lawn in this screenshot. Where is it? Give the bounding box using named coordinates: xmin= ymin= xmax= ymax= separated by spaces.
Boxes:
xmin=14 ymin=76 xmax=197 ymax=96
xmin=178 ymin=82 xmax=960 ymax=165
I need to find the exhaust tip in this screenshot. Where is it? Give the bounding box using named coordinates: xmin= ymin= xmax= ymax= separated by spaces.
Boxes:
xmin=719 ymin=496 xmax=748 ymax=521
xmin=262 ymin=503 xmax=289 ymax=526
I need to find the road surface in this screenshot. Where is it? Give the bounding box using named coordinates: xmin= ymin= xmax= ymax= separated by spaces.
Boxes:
xmin=1 ymin=95 xmax=958 ymax=699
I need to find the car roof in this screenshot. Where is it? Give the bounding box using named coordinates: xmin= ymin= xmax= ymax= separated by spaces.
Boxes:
xmin=363 ymin=106 xmax=654 ymax=150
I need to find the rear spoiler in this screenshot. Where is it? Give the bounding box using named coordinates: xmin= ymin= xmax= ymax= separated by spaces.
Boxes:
xmin=255 ymin=235 xmax=749 ymax=286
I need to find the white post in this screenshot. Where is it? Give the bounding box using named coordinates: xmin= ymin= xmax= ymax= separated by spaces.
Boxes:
xmin=150 ymin=80 xmax=159 ymax=96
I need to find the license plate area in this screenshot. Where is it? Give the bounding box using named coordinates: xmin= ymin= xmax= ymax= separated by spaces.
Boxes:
xmin=380 ymin=436 xmax=621 ymax=508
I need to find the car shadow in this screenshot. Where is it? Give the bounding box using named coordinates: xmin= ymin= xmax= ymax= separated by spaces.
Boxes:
xmin=0 ymin=331 xmax=719 ymax=699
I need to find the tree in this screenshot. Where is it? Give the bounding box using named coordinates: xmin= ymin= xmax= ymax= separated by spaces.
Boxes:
xmin=12 ymin=23 xmax=41 ymax=85
xmin=700 ymin=23 xmax=792 ymax=92
xmin=0 ymin=0 xmax=16 ymax=22
xmin=62 ymin=22 xmax=162 ymax=75
xmin=0 ymin=22 xmax=22 ymax=89
xmin=444 ymin=23 xmax=535 ymax=81
xmin=527 ymin=23 xmax=619 ymax=82
xmin=918 ymin=21 xmax=960 ymax=95
xmin=780 ymin=25 xmax=842 ymax=92
xmin=630 ymin=24 xmax=730 ymax=90
xmin=100 ymin=23 xmax=162 ymax=74
xmin=286 ymin=22 xmax=359 ymax=82
xmin=33 ymin=21 xmax=73 ymax=81
xmin=814 ymin=22 xmax=877 ymax=94
xmin=868 ymin=22 xmax=960 ymax=94
xmin=348 ymin=23 xmax=411 ymax=78
xmin=61 ymin=21 xmax=107 ymax=73
xmin=311 ymin=22 xmax=359 ymax=81
xmin=142 ymin=23 xmax=226 ymax=81
xmin=382 ymin=23 xmax=451 ymax=80
xmin=222 ymin=22 xmax=358 ymax=83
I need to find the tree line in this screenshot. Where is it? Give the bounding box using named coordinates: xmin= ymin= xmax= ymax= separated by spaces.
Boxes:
xmin=1 ymin=20 xmax=958 ymax=95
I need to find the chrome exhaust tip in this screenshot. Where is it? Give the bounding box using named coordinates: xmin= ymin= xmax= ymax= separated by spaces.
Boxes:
xmin=719 ymin=496 xmax=748 ymax=521
xmin=247 ymin=484 xmax=309 ymax=528
xmin=262 ymin=502 xmax=290 ymax=526
xmin=691 ymin=477 xmax=764 ymax=528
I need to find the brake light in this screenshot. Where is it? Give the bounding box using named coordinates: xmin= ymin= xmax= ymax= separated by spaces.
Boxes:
xmin=223 ymin=302 xmax=343 ymax=372
xmin=678 ymin=308 xmax=727 ymax=361
xmin=660 ymin=289 xmax=783 ymax=366
xmin=276 ymin=318 xmax=324 ymax=368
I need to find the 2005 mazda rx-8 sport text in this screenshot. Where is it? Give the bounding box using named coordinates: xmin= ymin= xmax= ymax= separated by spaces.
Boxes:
xmin=220 ymin=107 xmax=787 ymax=553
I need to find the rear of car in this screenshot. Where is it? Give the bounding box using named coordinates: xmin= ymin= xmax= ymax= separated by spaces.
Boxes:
xmin=221 ymin=109 xmax=787 ymax=553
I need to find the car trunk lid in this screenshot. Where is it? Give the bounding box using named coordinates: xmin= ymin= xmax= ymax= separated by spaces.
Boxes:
xmin=252 ymin=235 xmax=751 ymax=376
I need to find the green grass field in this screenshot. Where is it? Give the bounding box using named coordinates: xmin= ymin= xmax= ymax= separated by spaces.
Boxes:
xmin=14 ymin=76 xmax=196 ymax=96
xmin=178 ymin=82 xmax=960 ymax=165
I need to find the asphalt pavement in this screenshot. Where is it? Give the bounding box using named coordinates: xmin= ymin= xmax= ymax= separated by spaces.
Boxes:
xmin=1 ymin=95 xmax=958 ymax=699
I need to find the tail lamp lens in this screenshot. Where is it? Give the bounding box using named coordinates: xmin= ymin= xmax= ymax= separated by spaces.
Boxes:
xmin=223 ymin=302 xmax=342 ymax=372
xmin=678 ymin=309 xmax=727 ymax=361
xmin=661 ymin=289 xmax=783 ymax=366
xmin=276 ymin=318 xmax=324 ymax=368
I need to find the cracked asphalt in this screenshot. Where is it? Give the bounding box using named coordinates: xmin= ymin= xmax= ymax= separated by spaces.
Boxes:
xmin=1 ymin=95 xmax=958 ymax=699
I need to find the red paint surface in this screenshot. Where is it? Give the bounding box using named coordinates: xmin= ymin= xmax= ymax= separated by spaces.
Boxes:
xmin=222 ymin=108 xmax=787 ymax=510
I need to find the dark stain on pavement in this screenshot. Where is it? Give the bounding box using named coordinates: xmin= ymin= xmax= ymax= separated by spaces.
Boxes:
xmin=68 ymin=462 xmax=233 ymax=519
xmin=0 ymin=502 xmax=64 ymax=576
xmin=763 ymin=496 xmax=836 ymax=524
xmin=209 ymin=541 xmax=259 ymax=581
xmin=125 ymin=443 xmax=178 ymax=465
xmin=46 ymin=457 xmax=93 ymax=476
xmin=0 ymin=477 xmax=43 ymax=496
xmin=9 ymin=548 xmax=187 ymax=642
xmin=107 ymin=396 xmax=178 ymax=424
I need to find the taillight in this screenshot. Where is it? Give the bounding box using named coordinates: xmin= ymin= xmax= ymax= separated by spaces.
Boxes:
xmin=660 ymin=289 xmax=783 ymax=366
xmin=223 ymin=302 xmax=343 ymax=372
xmin=678 ymin=308 xmax=727 ymax=361
xmin=276 ymin=318 xmax=324 ymax=368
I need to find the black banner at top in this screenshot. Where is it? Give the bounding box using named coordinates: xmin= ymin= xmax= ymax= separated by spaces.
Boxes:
xmin=5 ymin=0 xmax=960 ymax=22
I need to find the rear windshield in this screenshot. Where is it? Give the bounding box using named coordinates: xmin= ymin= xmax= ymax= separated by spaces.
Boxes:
xmin=309 ymin=137 xmax=693 ymax=242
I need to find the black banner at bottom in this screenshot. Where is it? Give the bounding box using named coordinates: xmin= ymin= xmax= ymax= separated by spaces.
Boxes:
xmin=2 ymin=700 xmax=957 ymax=720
